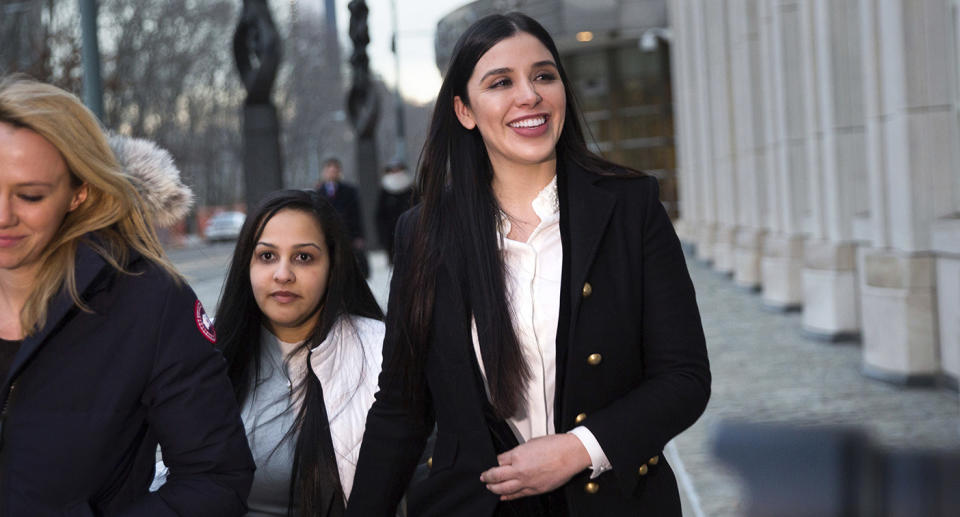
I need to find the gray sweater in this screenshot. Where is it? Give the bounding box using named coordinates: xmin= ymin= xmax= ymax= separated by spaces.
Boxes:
xmin=243 ymin=328 xmax=305 ymax=516
xmin=150 ymin=319 xmax=384 ymax=514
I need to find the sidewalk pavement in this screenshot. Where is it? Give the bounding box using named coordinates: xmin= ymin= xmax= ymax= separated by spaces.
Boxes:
xmin=672 ymin=251 xmax=960 ymax=516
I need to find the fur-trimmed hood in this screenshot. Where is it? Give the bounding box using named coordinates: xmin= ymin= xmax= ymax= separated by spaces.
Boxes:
xmin=107 ymin=134 xmax=193 ymax=228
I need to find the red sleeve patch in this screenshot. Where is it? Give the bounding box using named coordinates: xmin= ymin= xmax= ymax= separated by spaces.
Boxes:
xmin=194 ymin=300 xmax=217 ymax=344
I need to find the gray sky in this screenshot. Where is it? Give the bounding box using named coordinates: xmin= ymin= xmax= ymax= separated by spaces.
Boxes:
xmin=334 ymin=0 xmax=472 ymax=104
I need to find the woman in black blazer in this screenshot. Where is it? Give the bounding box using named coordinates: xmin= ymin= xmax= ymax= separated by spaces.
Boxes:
xmin=346 ymin=13 xmax=710 ymax=517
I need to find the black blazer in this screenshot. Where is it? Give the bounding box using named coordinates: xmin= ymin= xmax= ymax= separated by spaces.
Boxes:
xmin=346 ymin=163 xmax=711 ymax=516
xmin=0 ymin=241 xmax=254 ymax=516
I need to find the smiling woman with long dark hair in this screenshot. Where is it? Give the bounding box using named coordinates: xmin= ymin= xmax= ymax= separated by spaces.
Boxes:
xmin=345 ymin=12 xmax=711 ymax=517
xmin=215 ymin=190 xmax=384 ymax=517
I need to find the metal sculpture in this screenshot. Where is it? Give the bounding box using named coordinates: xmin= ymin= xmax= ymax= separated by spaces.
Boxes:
xmin=233 ymin=0 xmax=283 ymax=209
xmin=347 ymin=0 xmax=380 ymax=245
xmin=347 ymin=0 xmax=379 ymax=140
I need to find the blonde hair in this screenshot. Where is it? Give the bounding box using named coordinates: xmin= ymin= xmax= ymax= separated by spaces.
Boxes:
xmin=0 ymin=76 xmax=180 ymax=335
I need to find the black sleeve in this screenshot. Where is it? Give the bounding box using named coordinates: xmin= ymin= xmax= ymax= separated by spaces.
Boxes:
xmin=583 ymin=177 xmax=711 ymax=495
xmin=346 ymin=209 xmax=434 ymax=517
xmin=120 ymin=280 xmax=254 ymax=516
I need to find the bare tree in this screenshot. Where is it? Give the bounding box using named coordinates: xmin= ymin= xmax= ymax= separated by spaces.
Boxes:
xmin=274 ymin=2 xmax=349 ymax=189
xmin=96 ymin=0 xmax=243 ymax=206
xmin=1 ymin=0 xmax=429 ymax=215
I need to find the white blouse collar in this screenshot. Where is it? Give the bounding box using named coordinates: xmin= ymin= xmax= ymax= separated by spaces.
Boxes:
xmin=499 ymin=174 xmax=559 ymax=236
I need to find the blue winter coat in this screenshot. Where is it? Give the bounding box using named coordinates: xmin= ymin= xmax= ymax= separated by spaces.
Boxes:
xmin=0 ymin=240 xmax=254 ymax=516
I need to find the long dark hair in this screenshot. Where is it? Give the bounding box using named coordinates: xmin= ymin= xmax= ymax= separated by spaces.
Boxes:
xmin=398 ymin=13 xmax=623 ymax=419
xmin=215 ymin=189 xmax=383 ymax=516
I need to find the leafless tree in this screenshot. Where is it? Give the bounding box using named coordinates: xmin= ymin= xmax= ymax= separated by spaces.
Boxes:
xmin=0 ymin=0 xmax=429 ymax=217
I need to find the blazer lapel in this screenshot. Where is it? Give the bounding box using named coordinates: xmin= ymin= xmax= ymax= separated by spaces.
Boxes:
xmin=554 ymin=162 xmax=615 ymax=429
xmin=563 ymin=162 xmax=616 ymax=327
xmin=1 ymin=243 xmax=108 ymax=401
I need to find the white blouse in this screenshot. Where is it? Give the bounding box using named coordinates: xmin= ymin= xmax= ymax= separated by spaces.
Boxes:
xmin=471 ymin=176 xmax=611 ymax=478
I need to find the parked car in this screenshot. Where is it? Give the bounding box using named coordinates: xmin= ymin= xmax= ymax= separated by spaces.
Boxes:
xmin=204 ymin=211 xmax=245 ymax=242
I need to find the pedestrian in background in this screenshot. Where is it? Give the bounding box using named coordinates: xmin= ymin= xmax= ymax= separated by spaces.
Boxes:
xmin=316 ymin=157 xmax=369 ymax=278
xmin=375 ymin=161 xmax=416 ymax=265
xmin=215 ymin=189 xmax=385 ymax=516
xmin=346 ymin=13 xmax=710 ymax=517
xmin=0 ymin=76 xmax=254 ymax=515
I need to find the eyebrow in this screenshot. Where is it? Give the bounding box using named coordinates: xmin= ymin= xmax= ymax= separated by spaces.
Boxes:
xmin=255 ymin=242 xmax=323 ymax=251
xmin=15 ymin=182 xmax=54 ymax=188
xmin=479 ymin=60 xmax=558 ymax=83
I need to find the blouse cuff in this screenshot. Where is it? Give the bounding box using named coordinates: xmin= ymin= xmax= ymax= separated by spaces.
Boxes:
xmin=568 ymin=426 xmax=613 ymax=479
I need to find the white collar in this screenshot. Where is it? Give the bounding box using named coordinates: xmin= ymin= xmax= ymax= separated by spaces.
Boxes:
xmin=498 ymin=175 xmax=559 ymax=236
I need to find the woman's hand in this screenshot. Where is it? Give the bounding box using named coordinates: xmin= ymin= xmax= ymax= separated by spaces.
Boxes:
xmin=479 ymin=433 xmax=592 ymax=500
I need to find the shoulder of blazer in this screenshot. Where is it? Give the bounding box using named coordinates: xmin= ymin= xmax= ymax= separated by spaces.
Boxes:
xmin=391 ymin=203 xmax=422 ymax=263
xmin=589 ymin=167 xmax=658 ymax=195
xmin=564 ymin=162 xmax=659 ymax=214
xmin=395 ymin=203 xmax=422 ymax=236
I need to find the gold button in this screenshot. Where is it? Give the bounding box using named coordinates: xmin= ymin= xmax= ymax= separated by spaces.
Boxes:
xmin=649 ymin=455 xmax=659 ymax=466
xmin=427 ymin=457 xmax=433 ymax=469
xmin=584 ymin=481 xmax=599 ymax=494
xmin=574 ymin=412 xmax=587 ymax=424
xmin=638 ymin=464 xmax=648 ymax=476
xmin=582 ymin=282 xmax=593 ymax=298
xmin=587 ymin=353 xmax=602 ymax=366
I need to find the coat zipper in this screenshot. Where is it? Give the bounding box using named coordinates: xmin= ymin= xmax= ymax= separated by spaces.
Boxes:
xmin=0 ymin=382 xmax=15 ymax=450
xmin=1 ymin=383 xmax=14 ymax=418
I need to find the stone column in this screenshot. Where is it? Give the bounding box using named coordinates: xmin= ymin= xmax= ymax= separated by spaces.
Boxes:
xmin=933 ymin=219 xmax=960 ymax=386
xmin=729 ymin=0 xmax=767 ymax=289
xmin=704 ymin=0 xmax=739 ymax=274
xmin=801 ymin=0 xmax=866 ymax=340
xmin=689 ymin=0 xmax=719 ymax=261
xmin=934 ymin=0 xmax=960 ymax=387
xmin=798 ymin=0 xmax=824 ymax=241
xmin=758 ymin=0 xmax=782 ymax=238
xmin=760 ymin=0 xmax=807 ymax=310
xmin=668 ymin=0 xmax=698 ymax=244
xmin=857 ymin=0 xmax=959 ymax=383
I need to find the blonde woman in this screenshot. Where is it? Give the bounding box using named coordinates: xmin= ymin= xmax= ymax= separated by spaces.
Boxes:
xmin=0 ymin=76 xmax=254 ymax=515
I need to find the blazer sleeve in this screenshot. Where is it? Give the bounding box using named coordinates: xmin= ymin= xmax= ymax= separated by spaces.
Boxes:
xmin=120 ymin=280 xmax=254 ymax=516
xmin=345 ymin=209 xmax=435 ymax=517
xmin=584 ymin=177 xmax=711 ymax=496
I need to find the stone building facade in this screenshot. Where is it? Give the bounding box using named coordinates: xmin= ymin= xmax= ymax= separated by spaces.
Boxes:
xmin=669 ymin=0 xmax=960 ymax=388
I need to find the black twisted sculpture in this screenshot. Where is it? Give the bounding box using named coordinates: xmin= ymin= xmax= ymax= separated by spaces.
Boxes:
xmin=347 ymin=0 xmax=379 ymax=139
xmin=232 ymin=0 xmax=283 ymax=208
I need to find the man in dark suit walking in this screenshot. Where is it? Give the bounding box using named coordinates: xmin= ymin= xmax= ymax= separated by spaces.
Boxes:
xmin=316 ymin=157 xmax=369 ymax=277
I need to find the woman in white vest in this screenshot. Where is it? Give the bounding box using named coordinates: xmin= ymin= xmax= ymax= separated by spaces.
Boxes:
xmin=215 ymin=189 xmax=385 ymax=517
